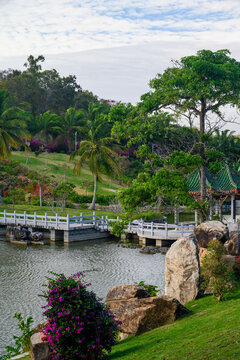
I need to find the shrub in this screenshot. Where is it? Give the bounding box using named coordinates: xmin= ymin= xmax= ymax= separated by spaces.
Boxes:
xmin=138 ymin=281 xmax=160 ymax=297
xmin=232 ymin=257 xmax=240 ymax=281
xmin=42 ymin=272 xmax=120 ymax=360
xmin=201 ymin=239 xmax=235 ymax=301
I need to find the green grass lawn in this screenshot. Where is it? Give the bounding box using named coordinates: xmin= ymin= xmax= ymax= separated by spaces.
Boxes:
xmin=9 ymin=290 xmax=240 ymax=360
xmin=0 ymin=203 xmax=118 ymax=219
xmin=12 ymin=151 xmax=122 ymax=196
xmin=109 ymin=290 xmax=240 ymax=360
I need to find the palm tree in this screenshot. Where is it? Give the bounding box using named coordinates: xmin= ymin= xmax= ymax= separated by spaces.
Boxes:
xmin=70 ymin=122 xmax=120 ymax=210
xmin=59 ymin=107 xmax=86 ymax=153
xmin=0 ymin=88 xmax=30 ymax=159
xmin=35 ymin=110 xmax=61 ymax=145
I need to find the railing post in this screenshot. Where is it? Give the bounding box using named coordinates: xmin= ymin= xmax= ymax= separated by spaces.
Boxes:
xmin=56 ymin=213 xmax=59 ymax=228
xmin=67 ymin=214 xmax=70 ymax=230
xmin=165 ymin=222 xmax=168 ymax=238
xmin=24 ymin=211 xmax=27 ymax=225
xmin=129 ymin=222 xmax=131 ymax=231
xmin=117 ymin=216 xmax=120 ymax=222
xmin=80 ymin=213 xmax=83 ymax=228
xmin=101 ymin=216 xmax=104 ymax=231
xmin=14 ymin=210 xmax=16 ymax=225
xmin=106 ymin=216 xmax=108 ymax=231
xmin=151 ymin=222 xmax=154 ymax=236
xmin=45 ymin=213 xmax=48 ymax=227
xmin=181 ymin=222 xmax=184 ymax=237
xmin=34 ymin=212 xmax=37 ymax=226
xmin=93 ymin=212 xmax=96 ymax=227
xmin=4 ymin=209 xmax=6 ymax=224
xmin=141 ymin=219 xmax=144 ymax=235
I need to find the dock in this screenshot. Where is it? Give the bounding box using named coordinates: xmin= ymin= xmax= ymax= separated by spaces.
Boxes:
xmin=0 ymin=210 xmax=195 ymax=245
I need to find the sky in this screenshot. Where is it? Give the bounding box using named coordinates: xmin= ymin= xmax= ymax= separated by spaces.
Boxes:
xmin=0 ymin=0 xmax=240 ymax=130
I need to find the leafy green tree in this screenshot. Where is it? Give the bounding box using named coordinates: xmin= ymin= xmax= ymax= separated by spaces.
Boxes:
xmin=35 ymin=110 xmax=61 ymax=145
xmin=142 ymin=49 xmax=240 ymax=201
xmin=70 ymin=123 xmax=120 ymax=210
xmin=58 ymin=107 xmax=86 ymax=153
xmin=202 ymin=239 xmax=235 ymax=301
xmin=0 ymin=88 xmax=30 ymax=158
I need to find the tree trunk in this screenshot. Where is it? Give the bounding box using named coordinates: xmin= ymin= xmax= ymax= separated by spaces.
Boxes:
xmin=199 ymin=100 xmax=206 ymax=202
xmin=89 ymin=175 xmax=97 ymax=210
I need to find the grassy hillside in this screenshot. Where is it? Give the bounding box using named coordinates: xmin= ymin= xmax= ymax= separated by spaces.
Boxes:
xmin=109 ymin=290 xmax=240 ymax=359
xmin=10 ymin=290 xmax=240 ymax=360
xmin=11 ymin=151 xmax=122 ymax=196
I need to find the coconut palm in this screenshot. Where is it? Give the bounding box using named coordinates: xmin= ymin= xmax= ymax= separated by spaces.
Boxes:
xmin=0 ymin=88 xmax=30 ymax=159
xmin=70 ymin=121 xmax=120 ymax=210
xmin=35 ymin=110 xmax=62 ymax=145
xmin=59 ymin=107 xmax=87 ymax=153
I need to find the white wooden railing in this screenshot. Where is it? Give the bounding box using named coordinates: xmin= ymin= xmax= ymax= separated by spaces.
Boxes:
xmin=0 ymin=210 xmax=195 ymax=237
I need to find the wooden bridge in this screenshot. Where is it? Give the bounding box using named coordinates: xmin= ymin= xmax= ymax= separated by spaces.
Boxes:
xmin=0 ymin=210 xmax=195 ymax=245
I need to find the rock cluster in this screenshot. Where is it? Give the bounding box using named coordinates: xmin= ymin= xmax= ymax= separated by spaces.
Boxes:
xmin=6 ymin=225 xmax=45 ymax=245
xmin=30 ymin=332 xmax=50 ymax=360
xmin=106 ymin=285 xmax=188 ymax=338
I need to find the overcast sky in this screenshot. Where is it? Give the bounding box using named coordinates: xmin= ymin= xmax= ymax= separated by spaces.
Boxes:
xmin=1 ymin=0 xmax=240 ymax=131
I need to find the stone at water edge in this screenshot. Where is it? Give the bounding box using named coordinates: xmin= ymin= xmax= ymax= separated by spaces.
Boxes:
xmin=194 ymin=221 xmax=229 ymax=248
xmin=30 ymin=332 xmax=50 ymax=360
xmin=106 ymin=285 xmax=188 ymax=337
xmin=165 ymin=235 xmax=200 ymax=305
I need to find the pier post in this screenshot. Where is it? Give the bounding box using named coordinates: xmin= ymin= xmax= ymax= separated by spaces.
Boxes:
xmin=67 ymin=214 xmax=70 ymax=230
xmin=50 ymin=229 xmax=64 ymax=242
xmin=165 ymin=222 xmax=168 ymax=238
xmin=181 ymin=223 xmax=184 ymax=237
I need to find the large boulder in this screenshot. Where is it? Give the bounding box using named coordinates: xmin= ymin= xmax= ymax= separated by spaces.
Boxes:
xmin=165 ymin=236 xmax=200 ymax=305
xmin=30 ymin=332 xmax=50 ymax=360
xmin=106 ymin=285 xmax=188 ymax=337
xmin=228 ymin=223 xmax=240 ymax=238
xmin=194 ymin=221 xmax=228 ymax=248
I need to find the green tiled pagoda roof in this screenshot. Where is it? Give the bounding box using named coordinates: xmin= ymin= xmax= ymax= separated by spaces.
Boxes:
xmin=188 ymin=164 xmax=240 ymax=194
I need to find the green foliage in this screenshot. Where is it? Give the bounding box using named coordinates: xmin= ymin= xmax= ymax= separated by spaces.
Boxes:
xmin=232 ymin=257 xmax=240 ymax=281
xmin=110 ymin=220 xmax=128 ymax=237
xmin=201 ymin=239 xmax=235 ymax=301
xmin=138 ymin=281 xmax=160 ymax=297
xmin=0 ymin=313 xmax=33 ymax=360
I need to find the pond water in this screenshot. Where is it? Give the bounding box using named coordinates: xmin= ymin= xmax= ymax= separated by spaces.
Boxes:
xmin=0 ymin=232 xmax=165 ymax=355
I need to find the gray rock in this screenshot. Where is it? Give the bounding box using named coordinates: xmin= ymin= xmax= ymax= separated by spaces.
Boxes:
xmin=228 ymin=223 xmax=240 ymax=238
xmin=30 ymin=332 xmax=50 ymax=360
xmin=224 ymin=233 xmax=240 ymax=255
xmin=165 ymin=236 xmax=200 ymax=305
xmin=194 ymin=221 xmax=228 ymax=248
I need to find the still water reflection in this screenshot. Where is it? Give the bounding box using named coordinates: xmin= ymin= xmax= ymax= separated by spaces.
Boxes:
xmin=0 ymin=234 xmax=165 ymax=354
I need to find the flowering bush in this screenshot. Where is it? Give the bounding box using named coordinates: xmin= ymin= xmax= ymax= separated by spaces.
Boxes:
xmin=232 ymin=257 xmax=240 ymax=281
xmin=42 ymin=272 xmax=120 ymax=360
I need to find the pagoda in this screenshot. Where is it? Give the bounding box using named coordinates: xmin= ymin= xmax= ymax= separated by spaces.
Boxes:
xmin=188 ymin=164 xmax=240 ymax=221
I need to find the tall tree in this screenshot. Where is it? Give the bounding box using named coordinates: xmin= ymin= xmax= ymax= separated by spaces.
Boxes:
xmin=35 ymin=110 xmax=62 ymax=145
xmin=0 ymin=88 xmax=30 ymax=158
xmin=59 ymin=107 xmax=86 ymax=153
xmin=70 ymin=122 xmax=120 ymax=210
xmin=142 ymin=49 xmax=240 ymax=202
